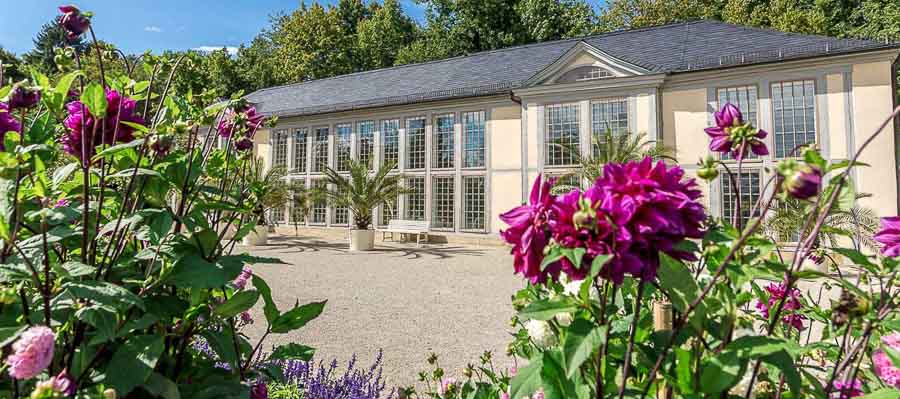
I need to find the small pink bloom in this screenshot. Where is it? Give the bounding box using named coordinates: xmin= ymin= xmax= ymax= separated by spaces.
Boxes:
xmin=54 ymin=199 xmax=70 ymax=208
xmin=829 ymin=379 xmax=863 ymax=398
xmin=239 ymin=311 xmax=254 ymax=325
xmin=873 ymin=350 xmax=900 ymax=388
xmin=6 ymin=326 xmax=55 ymax=380
xmin=440 ymin=377 xmax=457 ymax=395
xmin=532 ymin=389 xmax=545 ymax=399
xmin=755 ymin=282 xmax=806 ymax=331
xmin=500 ymin=392 xmax=510 ymax=399
xmin=232 ymin=266 xmax=252 ymax=290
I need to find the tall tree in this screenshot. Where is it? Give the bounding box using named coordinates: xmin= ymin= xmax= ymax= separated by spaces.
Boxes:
xmin=23 ymin=20 xmax=87 ymax=76
xmin=271 ymin=3 xmax=356 ymax=83
xmin=357 ymin=0 xmax=416 ymax=69
xmin=516 ymin=0 xmax=596 ymax=41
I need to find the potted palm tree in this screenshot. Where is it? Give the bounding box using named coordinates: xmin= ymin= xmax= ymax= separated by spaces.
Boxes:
xmin=287 ymin=180 xmax=315 ymax=235
xmin=317 ymin=159 xmax=404 ymax=251
xmin=243 ymin=157 xmax=289 ymax=245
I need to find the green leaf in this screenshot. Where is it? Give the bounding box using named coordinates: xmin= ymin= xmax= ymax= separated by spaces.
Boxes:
xmin=271 ymin=300 xmax=326 ymax=334
xmin=540 ymin=247 xmax=564 ymax=272
xmin=761 ymin=350 xmax=801 ymax=394
xmin=804 ymin=149 xmax=827 ymax=170
xmin=214 ymin=290 xmax=260 ymax=319
xmin=562 ymin=319 xmax=606 ymax=378
xmin=81 ymin=83 xmax=108 ymax=118
xmin=252 ymin=275 xmax=280 ymax=323
xmin=121 ymin=120 xmax=149 ymax=134
xmin=727 ymin=335 xmax=800 ymax=358
xmin=832 ymin=248 xmax=876 ymax=269
xmin=63 ymin=281 xmax=144 ymax=310
xmin=540 ymin=349 xmax=578 ymax=399
xmin=166 ymin=253 xmax=244 ymax=289
xmin=108 ymin=167 xmax=161 ymax=179
xmin=837 ymin=178 xmax=856 ymax=211
xmin=0 ymin=326 xmax=26 ymax=348
xmin=699 ymin=350 xmax=745 ymax=394
xmin=52 ymin=162 xmax=79 ymax=188
xmin=76 ymin=306 xmax=117 ymax=344
xmin=519 ymin=297 xmax=578 ymax=321
xmin=589 ymin=254 xmax=611 ymax=279
xmin=269 ymin=343 xmax=316 ymax=361
xmin=58 ymin=261 xmax=96 ymax=278
xmin=859 ymin=389 xmax=900 ymax=399
xmin=656 ymin=254 xmax=705 ymax=330
xmin=93 ymin=138 xmax=145 ymax=159
xmin=510 ymin=356 xmax=543 ymax=399
xmin=105 ymin=335 xmax=165 ymax=395
xmin=884 ymin=346 xmax=900 ymax=369
xmin=144 ymin=372 xmax=180 ymax=399
xmin=562 ymin=247 xmax=586 ymax=270
xmin=674 ymin=348 xmax=694 ymax=393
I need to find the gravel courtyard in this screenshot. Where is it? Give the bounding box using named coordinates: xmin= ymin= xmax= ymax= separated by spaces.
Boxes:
xmin=240 ymin=234 xmax=523 ymax=390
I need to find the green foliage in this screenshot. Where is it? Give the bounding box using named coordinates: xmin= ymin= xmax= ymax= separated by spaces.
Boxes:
xmin=0 ymin=21 xmax=324 ymax=397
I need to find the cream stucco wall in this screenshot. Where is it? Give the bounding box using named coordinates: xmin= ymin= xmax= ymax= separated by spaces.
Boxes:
xmin=851 ymin=61 xmax=898 ymax=215
xmin=488 ymin=105 xmax=524 ymax=233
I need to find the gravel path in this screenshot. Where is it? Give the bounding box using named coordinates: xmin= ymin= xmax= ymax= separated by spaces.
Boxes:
xmin=240 ymin=235 xmax=523 ymax=390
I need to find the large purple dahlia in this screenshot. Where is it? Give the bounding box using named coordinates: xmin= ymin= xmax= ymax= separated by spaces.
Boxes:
xmin=58 ymin=5 xmax=91 ymax=40
xmin=61 ymin=89 xmax=144 ymax=164
xmin=217 ymin=104 xmax=264 ymax=138
xmin=500 ymin=176 xmax=558 ymax=284
xmin=705 ymin=103 xmax=768 ymax=161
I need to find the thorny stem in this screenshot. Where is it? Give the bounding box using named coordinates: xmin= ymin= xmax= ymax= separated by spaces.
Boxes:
xmin=743 ymin=105 xmax=900 ymax=397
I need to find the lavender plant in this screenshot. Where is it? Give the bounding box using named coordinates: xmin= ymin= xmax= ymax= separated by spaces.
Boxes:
xmin=0 ymin=5 xmax=326 ymax=398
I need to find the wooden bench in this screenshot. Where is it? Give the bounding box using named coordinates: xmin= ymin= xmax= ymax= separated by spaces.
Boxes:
xmin=381 ymin=220 xmax=430 ymax=246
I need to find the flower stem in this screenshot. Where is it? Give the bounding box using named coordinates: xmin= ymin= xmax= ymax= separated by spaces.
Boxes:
xmin=618 ymin=280 xmax=646 ymax=399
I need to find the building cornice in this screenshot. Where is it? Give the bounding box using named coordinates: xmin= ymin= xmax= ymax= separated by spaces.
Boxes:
xmin=514 ymin=73 xmax=667 ymax=98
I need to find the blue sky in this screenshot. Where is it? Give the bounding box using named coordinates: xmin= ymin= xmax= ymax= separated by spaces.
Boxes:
xmin=0 ymin=0 xmax=428 ymax=55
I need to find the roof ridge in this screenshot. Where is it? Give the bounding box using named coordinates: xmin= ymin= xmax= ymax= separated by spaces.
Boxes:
xmin=246 ymin=20 xmax=702 ymax=97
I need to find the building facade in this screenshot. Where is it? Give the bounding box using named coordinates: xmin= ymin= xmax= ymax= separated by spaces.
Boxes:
xmin=247 ymin=21 xmax=900 ymax=242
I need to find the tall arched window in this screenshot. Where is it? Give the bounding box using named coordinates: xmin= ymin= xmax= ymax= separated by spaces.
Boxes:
xmin=557 ymin=66 xmax=615 ymax=83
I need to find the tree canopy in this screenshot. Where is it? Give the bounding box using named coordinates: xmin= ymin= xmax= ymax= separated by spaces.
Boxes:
xmin=5 ymin=0 xmax=899 ymax=98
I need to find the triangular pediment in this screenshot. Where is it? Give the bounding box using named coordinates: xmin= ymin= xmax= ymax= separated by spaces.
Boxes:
xmin=525 ymin=41 xmax=651 ymax=87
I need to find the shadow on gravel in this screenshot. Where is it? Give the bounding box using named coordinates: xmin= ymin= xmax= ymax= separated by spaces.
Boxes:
xmin=247 ymin=235 xmax=489 ymax=260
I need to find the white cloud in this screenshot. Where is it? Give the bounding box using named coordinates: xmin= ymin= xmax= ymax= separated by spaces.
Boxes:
xmin=193 ymin=46 xmax=239 ymax=56
xmin=144 ymin=26 xmax=163 ymax=33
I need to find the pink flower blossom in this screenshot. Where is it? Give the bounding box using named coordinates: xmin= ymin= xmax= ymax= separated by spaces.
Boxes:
xmin=873 ymin=350 xmax=900 ymax=388
xmin=829 ymin=379 xmax=863 ymax=398
xmin=500 ymin=175 xmax=559 ymax=284
xmin=704 ymin=103 xmax=768 ymax=161
xmin=239 ymin=311 xmax=254 ymax=325
xmin=500 ymin=392 xmax=510 ymax=399
xmin=874 ymin=217 xmax=900 ymax=257
xmin=532 ymin=389 xmax=545 ymax=399
xmin=9 ymin=84 xmax=40 ymax=110
xmin=6 ymin=326 xmax=55 ymax=380
xmin=0 ymin=102 xmax=22 ymax=151
xmin=61 ymin=89 xmax=145 ymax=165
xmin=440 ymin=377 xmax=458 ymax=395
xmin=250 ymin=382 xmax=268 ymax=399
xmin=232 ymin=266 xmax=252 ymax=290
xmin=755 ymin=282 xmax=806 ymax=331
xmin=54 ymin=199 xmax=70 ymax=208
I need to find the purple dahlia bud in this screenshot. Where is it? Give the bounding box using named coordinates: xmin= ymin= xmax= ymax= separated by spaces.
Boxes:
xmin=234 ymin=136 xmax=254 ymax=151
xmin=784 ymin=164 xmax=821 ymax=200
xmin=148 ymin=134 xmax=173 ymax=157
xmin=58 ymin=5 xmax=91 ymax=40
xmin=250 ymin=383 xmax=268 ymax=399
xmin=52 ymin=370 xmax=77 ymax=396
xmin=9 ymin=84 xmax=40 ymax=109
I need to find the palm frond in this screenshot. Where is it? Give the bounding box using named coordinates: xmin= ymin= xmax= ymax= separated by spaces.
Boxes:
xmin=315 ymin=159 xmax=407 ymax=229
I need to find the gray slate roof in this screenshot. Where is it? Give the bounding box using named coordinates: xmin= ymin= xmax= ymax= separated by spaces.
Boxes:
xmin=246 ymin=20 xmax=898 ymax=118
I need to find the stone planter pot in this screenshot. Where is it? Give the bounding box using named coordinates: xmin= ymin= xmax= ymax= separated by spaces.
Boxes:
xmin=349 ymin=229 xmax=375 ymax=251
xmin=243 ymin=225 xmax=269 ymax=246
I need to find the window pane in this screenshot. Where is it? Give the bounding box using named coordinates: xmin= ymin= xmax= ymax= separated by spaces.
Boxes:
xmin=432 ymin=176 xmax=454 ymax=228
xmin=310 ymin=180 xmax=327 ymax=224
xmin=270 ymin=205 xmax=285 ymax=224
xmin=289 ymin=179 xmax=306 ymax=224
xmin=313 ymin=127 xmax=329 ymax=173
xmin=379 ymin=194 xmax=398 ymax=227
xmin=463 ymin=176 xmax=486 ymax=230
xmin=381 ymin=119 xmax=399 ymax=169
xmin=357 ymin=121 xmax=375 ymax=169
xmin=716 ymin=86 xmax=759 ymax=160
xmin=293 ymin=128 xmax=307 ymax=173
xmin=463 ymin=111 xmax=486 ymax=168
xmin=404 ymin=176 xmax=425 ymax=221
xmin=273 ymin=129 xmax=288 ymax=168
xmin=772 ymin=80 xmax=816 ymax=158
xmin=721 ymin=171 xmax=762 ymax=228
xmin=406 ymin=117 xmax=426 ymax=169
xmin=558 ymin=66 xmax=614 ymax=83
xmin=545 ymin=104 xmax=580 ymax=166
xmin=335 ymin=123 xmax=352 ymax=171
xmin=332 ymin=201 xmax=349 ymax=225
xmin=591 ymin=99 xmax=628 ymax=156
xmin=433 ymin=114 xmax=455 ymax=169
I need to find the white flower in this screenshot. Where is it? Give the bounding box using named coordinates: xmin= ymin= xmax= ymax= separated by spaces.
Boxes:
xmin=555 ymin=312 xmax=573 ymax=327
xmin=562 ymin=277 xmax=599 ymax=301
xmin=525 ymin=320 xmax=557 ymax=348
